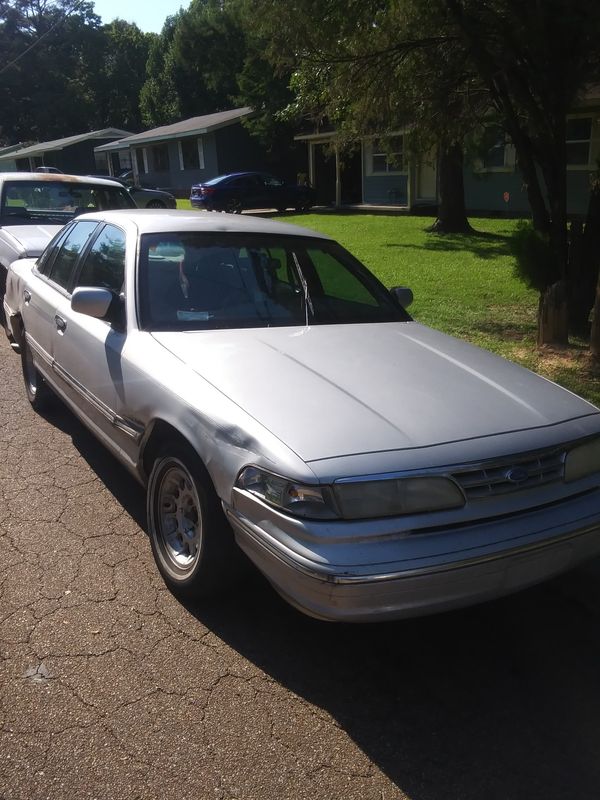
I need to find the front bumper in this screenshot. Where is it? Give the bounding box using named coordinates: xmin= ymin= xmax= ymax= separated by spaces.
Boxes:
xmin=225 ymin=488 xmax=600 ymax=622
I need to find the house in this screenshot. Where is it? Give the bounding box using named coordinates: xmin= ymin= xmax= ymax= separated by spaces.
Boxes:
xmin=0 ymin=143 xmax=26 ymax=172
xmin=94 ymin=107 xmax=271 ymax=196
xmin=0 ymin=129 xmax=133 ymax=175
xmin=296 ymin=94 xmax=600 ymax=215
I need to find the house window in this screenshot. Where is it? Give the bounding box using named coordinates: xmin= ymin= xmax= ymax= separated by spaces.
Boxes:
xmin=566 ymin=117 xmax=592 ymax=166
xmin=482 ymin=138 xmax=506 ymax=169
xmin=369 ymin=136 xmax=404 ymax=174
xmin=178 ymin=137 xmax=204 ymax=170
xmin=152 ymin=144 xmax=170 ymax=172
xmin=475 ymin=125 xmax=516 ymax=172
xmin=135 ymin=148 xmax=148 ymax=175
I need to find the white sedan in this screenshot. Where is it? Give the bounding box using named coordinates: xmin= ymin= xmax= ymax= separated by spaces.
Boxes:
xmin=4 ymin=209 xmax=600 ymax=621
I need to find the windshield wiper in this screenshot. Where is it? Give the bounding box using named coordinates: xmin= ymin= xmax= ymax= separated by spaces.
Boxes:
xmin=292 ymin=251 xmax=313 ymax=326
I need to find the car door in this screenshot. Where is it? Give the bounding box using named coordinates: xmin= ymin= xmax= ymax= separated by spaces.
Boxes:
xmin=262 ymin=174 xmax=288 ymax=209
xmin=51 ymin=223 xmax=138 ymax=461
xmin=21 ymin=220 xmax=99 ymax=386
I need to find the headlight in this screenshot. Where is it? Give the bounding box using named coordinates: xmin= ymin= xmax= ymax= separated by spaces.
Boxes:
xmin=333 ymin=476 xmax=465 ymax=519
xmin=564 ymin=438 xmax=600 ymax=482
xmin=236 ymin=466 xmax=336 ymax=519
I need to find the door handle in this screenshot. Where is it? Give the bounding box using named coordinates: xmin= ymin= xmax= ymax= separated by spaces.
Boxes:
xmin=54 ymin=314 xmax=67 ymax=333
xmin=23 ymin=289 xmax=31 ymax=303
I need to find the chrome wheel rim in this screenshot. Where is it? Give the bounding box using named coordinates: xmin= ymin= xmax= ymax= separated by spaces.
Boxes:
xmin=23 ymin=344 xmax=37 ymax=397
xmin=156 ymin=462 xmax=202 ymax=574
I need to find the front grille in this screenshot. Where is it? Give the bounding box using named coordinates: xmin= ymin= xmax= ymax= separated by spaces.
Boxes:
xmin=451 ymin=447 xmax=566 ymax=500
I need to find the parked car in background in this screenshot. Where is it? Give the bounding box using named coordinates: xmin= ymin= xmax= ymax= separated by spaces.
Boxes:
xmin=5 ymin=209 xmax=600 ymax=622
xmin=0 ymin=173 xmax=134 ymax=314
xmin=115 ymin=171 xmax=177 ymax=208
xmin=35 ymin=166 xmax=63 ymax=174
xmin=190 ymin=171 xmax=315 ymax=213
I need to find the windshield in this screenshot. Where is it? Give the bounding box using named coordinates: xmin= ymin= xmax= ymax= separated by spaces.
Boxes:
xmin=0 ymin=180 xmax=135 ymax=225
xmin=139 ymin=232 xmax=411 ymax=331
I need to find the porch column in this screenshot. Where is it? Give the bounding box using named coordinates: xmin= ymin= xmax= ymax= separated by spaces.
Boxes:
xmin=308 ymin=142 xmax=315 ymax=188
xmin=335 ymin=144 xmax=341 ymax=208
xmin=132 ymin=150 xmax=140 ymax=184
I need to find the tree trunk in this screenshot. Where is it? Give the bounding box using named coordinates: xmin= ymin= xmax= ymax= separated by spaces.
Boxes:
xmin=428 ymin=141 xmax=473 ymax=234
xmin=538 ymin=280 xmax=569 ymax=347
xmin=569 ymin=177 xmax=600 ymax=337
xmin=591 ymin=269 xmax=600 ymax=359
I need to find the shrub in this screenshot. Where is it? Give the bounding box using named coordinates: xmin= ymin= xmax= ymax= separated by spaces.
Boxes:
xmin=510 ymin=221 xmax=560 ymax=292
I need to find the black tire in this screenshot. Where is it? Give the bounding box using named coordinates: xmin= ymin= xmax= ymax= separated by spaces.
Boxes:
xmin=146 ymin=442 xmax=240 ymax=600
xmin=224 ymin=198 xmax=242 ymax=214
xmin=146 ymin=199 xmax=166 ymax=209
xmin=21 ymin=335 xmax=53 ymax=411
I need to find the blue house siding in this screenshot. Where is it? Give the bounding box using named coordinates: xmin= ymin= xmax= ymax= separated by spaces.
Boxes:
xmin=463 ymin=167 xmax=595 ymax=216
xmin=133 ymin=133 xmax=220 ymax=194
xmin=463 ymin=170 xmax=530 ymax=214
xmin=363 ymin=173 xmax=408 ymax=205
xmin=130 ymin=125 xmax=270 ymax=196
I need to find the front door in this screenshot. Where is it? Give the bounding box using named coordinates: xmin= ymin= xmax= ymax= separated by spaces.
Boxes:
xmin=51 ymin=223 xmax=136 ymax=462
xmin=22 ymin=221 xmax=99 ymax=387
xmin=416 ymin=157 xmax=438 ymax=202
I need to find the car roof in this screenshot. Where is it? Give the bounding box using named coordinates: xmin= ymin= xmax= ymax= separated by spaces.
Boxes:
xmin=73 ymin=209 xmax=331 ymax=239
xmin=0 ymin=172 xmax=125 ymax=188
xmin=207 ymin=171 xmax=274 ymax=182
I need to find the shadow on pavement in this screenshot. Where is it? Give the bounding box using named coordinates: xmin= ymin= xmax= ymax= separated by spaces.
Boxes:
xmin=41 ymin=398 xmax=147 ymax=531
xmin=42 ymin=397 xmax=600 ymax=800
xmin=190 ymin=572 xmax=600 ymax=800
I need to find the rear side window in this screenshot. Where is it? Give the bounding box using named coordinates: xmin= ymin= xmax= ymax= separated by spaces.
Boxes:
xmin=75 ymin=224 xmax=126 ymax=293
xmin=36 ymin=225 xmax=72 ymax=276
xmin=48 ymin=221 xmax=98 ymax=290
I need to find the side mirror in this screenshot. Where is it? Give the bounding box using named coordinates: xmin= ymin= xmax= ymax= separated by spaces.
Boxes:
xmin=390 ymin=285 xmax=414 ymax=308
xmin=71 ymin=287 xmax=114 ymax=319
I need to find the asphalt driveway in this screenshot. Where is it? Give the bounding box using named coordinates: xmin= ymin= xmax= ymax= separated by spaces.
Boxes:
xmin=2 ymin=331 xmax=600 ymax=800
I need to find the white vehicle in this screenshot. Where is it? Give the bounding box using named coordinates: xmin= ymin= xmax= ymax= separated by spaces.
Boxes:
xmin=0 ymin=173 xmax=134 ymax=324
xmin=5 ymin=209 xmax=600 ymax=621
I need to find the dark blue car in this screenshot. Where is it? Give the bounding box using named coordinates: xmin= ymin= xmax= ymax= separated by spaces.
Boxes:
xmin=190 ymin=171 xmax=315 ymax=213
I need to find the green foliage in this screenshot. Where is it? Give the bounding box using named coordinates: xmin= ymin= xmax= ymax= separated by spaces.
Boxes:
xmin=510 ymin=221 xmax=560 ymax=293
xmin=98 ymin=20 xmax=152 ymax=131
xmin=0 ymin=2 xmax=151 ymax=141
xmin=139 ymin=0 xmax=249 ymax=127
xmin=139 ymin=20 xmax=181 ymax=127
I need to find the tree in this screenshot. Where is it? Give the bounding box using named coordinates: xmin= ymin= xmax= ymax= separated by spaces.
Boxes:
xmin=140 ymin=0 xmax=248 ymax=127
xmin=244 ymin=0 xmax=600 ymax=345
xmin=0 ymin=1 xmax=106 ymax=140
xmin=96 ymin=19 xmax=152 ymax=131
xmin=442 ymin=0 xmax=600 ymax=343
xmin=0 ymin=2 xmax=150 ymax=140
xmin=240 ymin=0 xmax=490 ymax=232
xmin=139 ymin=20 xmax=181 ymax=127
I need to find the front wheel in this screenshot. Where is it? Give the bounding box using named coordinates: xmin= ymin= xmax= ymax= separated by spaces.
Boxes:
xmin=146 ymin=199 xmax=166 ymax=209
xmin=147 ymin=443 xmax=240 ymax=600
xmin=21 ymin=334 xmax=53 ymax=411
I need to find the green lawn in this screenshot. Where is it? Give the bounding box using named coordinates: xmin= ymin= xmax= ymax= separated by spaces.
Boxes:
xmin=175 ymin=201 xmax=599 ymax=406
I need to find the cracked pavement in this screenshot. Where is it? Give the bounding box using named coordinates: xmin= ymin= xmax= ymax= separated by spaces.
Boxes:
xmin=2 ymin=332 xmax=600 ymax=800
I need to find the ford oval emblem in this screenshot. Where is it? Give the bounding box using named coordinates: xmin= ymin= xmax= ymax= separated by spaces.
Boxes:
xmin=506 ymin=466 xmax=529 ymax=484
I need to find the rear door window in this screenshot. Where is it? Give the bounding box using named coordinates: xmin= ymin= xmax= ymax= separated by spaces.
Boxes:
xmin=47 ymin=221 xmax=99 ymax=290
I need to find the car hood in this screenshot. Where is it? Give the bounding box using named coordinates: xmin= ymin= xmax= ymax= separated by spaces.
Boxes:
xmin=2 ymin=223 xmax=62 ymax=257
xmin=152 ymin=322 xmax=599 ymax=462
